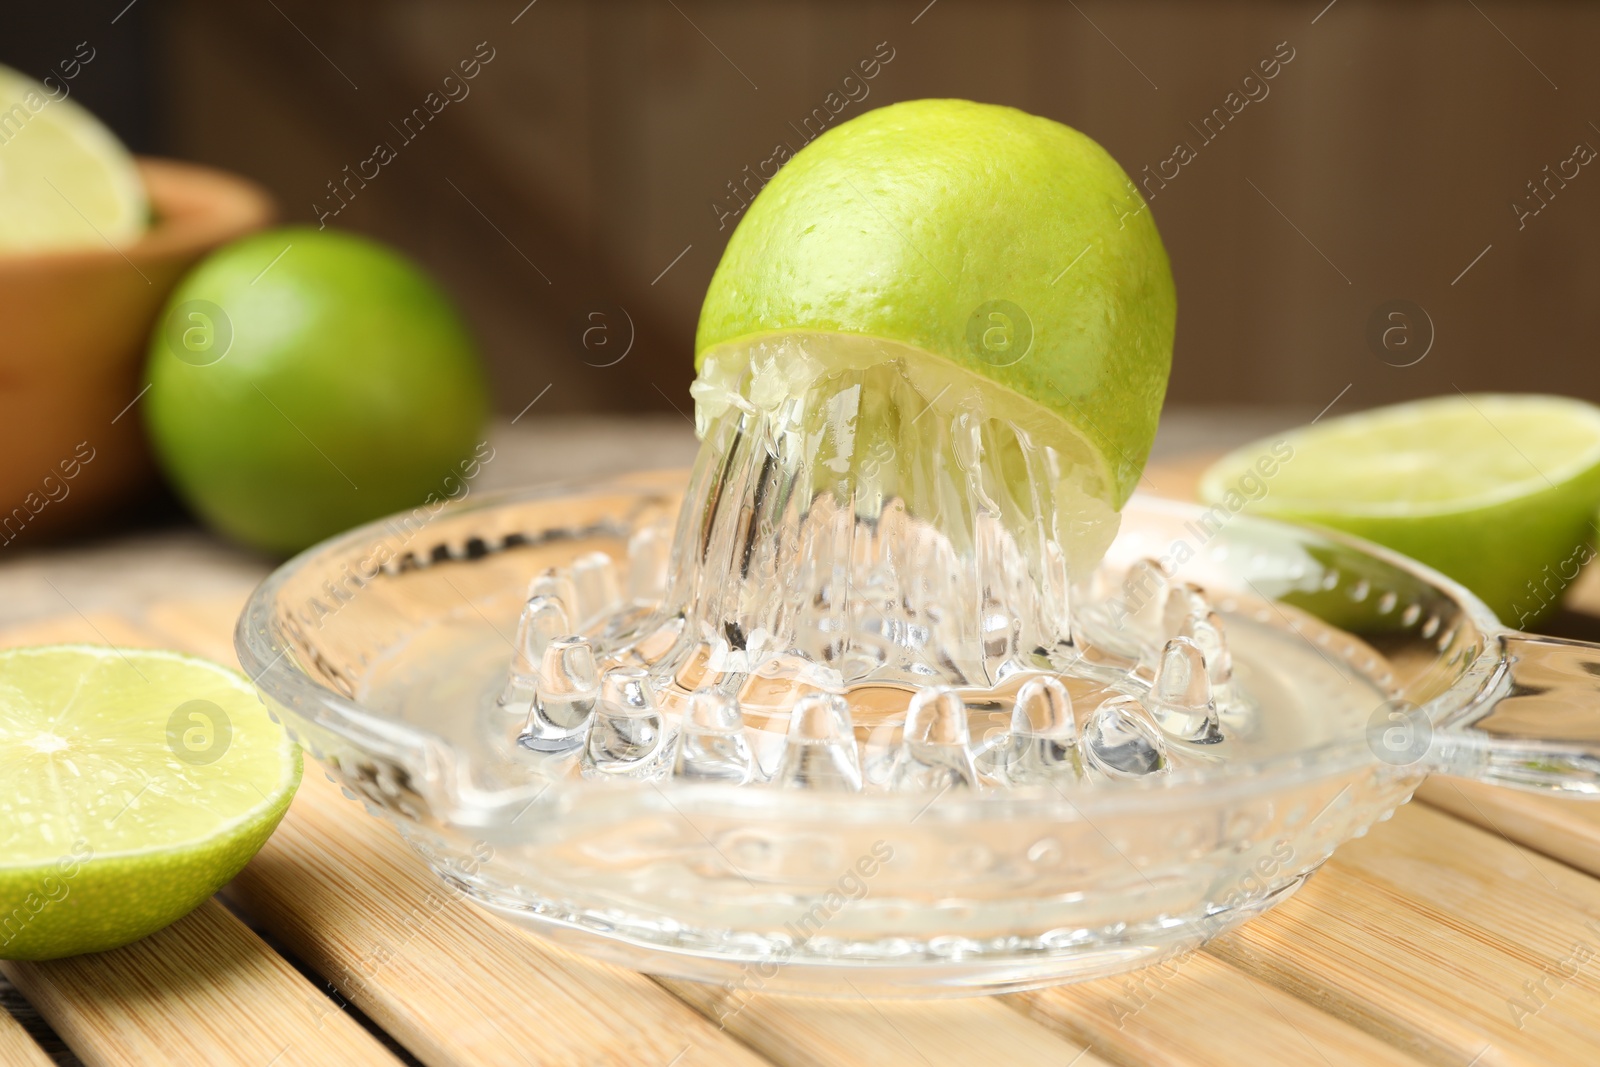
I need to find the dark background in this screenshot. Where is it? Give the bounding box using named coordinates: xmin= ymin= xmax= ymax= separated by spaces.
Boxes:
xmin=9 ymin=1 xmax=1599 ymax=424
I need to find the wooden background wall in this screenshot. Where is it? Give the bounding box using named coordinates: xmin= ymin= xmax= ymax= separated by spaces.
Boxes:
xmin=32 ymin=1 xmax=1600 ymax=420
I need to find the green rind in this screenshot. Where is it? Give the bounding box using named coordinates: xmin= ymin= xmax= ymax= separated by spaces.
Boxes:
xmin=0 ymin=769 xmax=297 ymax=960
xmin=695 ymin=99 xmax=1176 ymax=507
xmin=1270 ymin=485 xmax=1600 ymax=627
xmin=144 ymin=226 xmax=490 ymax=554
xmin=0 ymin=645 xmax=302 ymax=961
xmin=1201 ymin=403 xmax=1600 ymax=627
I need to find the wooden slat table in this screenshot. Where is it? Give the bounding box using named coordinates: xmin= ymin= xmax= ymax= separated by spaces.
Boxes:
xmin=5 ymin=420 xmax=1600 ymax=1066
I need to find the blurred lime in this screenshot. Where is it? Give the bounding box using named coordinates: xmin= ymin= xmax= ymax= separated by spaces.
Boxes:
xmin=0 ymin=63 xmax=148 ymax=252
xmin=0 ymin=645 xmax=300 ymax=960
xmin=696 ymin=99 xmax=1174 ymax=570
xmin=1200 ymin=395 xmax=1600 ymax=625
xmin=144 ymin=226 xmax=490 ymax=553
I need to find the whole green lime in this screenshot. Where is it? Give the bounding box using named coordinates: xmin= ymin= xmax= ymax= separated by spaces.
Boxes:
xmin=697 ymin=98 xmax=1175 ymax=509
xmin=144 ymin=227 xmax=489 ymax=553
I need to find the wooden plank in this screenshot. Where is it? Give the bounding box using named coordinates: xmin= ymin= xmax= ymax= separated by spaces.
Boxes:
xmin=1009 ymin=950 xmax=1424 ymax=1067
xmin=0 ymin=611 xmax=395 ymax=1067
xmin=221 ymin=768 xmax=770 ymax=1067
xmin=0 ymin=900 xmax=399 ymax=1067
xmin=142 ymin=593 xmax=251 ymax=666
xmin=38 ymin=520 xmax=1600 ymax=1066
xmin=1143 ymin=451 xmax=1600 ymax=905
xmin=662 ymin=978 xmax=1110 ymax=1067
xmin=122 ymin=595 xmax=766 ymax=1065
xmin=1409 ymin=564 xmax=1600 ymax=882
xmin=0 ymin=610 xmax=165 ymax=654
xmin=0 ymin=1005 xmax=54 ymax=1067
xmin=1417 ymin=777 xmax=1600 ymax=883
xmin=0 ymin=601 xmax=759 ymax=1064
xmin=1209 ymin=803 xmax=1600 ymax=1066
xmin=1141 ymin=449 xmax=1600 ymax=996
xmin=14 ymin=573 xmax=1483 ymax=1065
xmin=149 ymin=588 xmax=1123 ymax=1067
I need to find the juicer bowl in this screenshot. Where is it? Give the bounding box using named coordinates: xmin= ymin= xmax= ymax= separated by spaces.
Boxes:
xmin=236 ymin=471 xmax=1600 ymax=996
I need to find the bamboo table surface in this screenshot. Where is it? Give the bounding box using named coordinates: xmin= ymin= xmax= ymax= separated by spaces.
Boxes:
xmin=5 ymin=415 xmax=1600 ymax=1067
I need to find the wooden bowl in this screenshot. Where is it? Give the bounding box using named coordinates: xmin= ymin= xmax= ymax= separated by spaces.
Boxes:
xmin=0 ymin=158 xmax=274 ymax=545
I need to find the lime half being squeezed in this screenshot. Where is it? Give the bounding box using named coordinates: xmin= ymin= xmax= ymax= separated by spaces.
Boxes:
xmin=665 ymin=99 xmax=1176 ymax=693
xmin=695 ymin=98 xmax=1176 ymax=576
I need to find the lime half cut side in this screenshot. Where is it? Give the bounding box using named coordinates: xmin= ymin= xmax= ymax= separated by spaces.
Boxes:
xmin=1199 ymin=394 xmax=1600 ymax=626
xmin=0 ymin=645 xmax=300 ymax=960
xmin=0 ymin=64 xmax=148 ymax=252
xmin=693 ymin=330 xmax=1125 ymax=578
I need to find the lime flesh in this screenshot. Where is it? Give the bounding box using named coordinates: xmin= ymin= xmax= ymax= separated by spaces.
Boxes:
xmin=692 ymin=331 xmax=1122 ymax=576
xmin=0 ymin=646 xmax=300 ymax=960
xmin=0 ymin=64 xmax=147 ymax=252
xmin=1200 ymin=395 xmax=1600 ymax=626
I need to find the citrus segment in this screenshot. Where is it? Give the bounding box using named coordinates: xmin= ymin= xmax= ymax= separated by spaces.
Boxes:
xmin=0 ymin=64 xmax=148 ymax=252
xmin=1200 ymin=395 xmax=1600 ymax=626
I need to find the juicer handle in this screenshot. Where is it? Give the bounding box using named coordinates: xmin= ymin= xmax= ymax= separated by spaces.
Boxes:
xmin=1422 ymin=633 xmax=1600 ymax=795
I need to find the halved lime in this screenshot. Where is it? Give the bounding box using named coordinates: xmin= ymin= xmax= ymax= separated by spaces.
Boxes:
xmin=1199 ymin=394 xmax=1600 ymax=626
xmin=695 ymin=100 xmax=1176 ymax=572
xmin=0 ymin=646 xmax=299 ymax=960
xmin=0 ymin=64 xmax=148 ymax=252
xmin=698 ymin=100 xmax=1175 ymax=509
